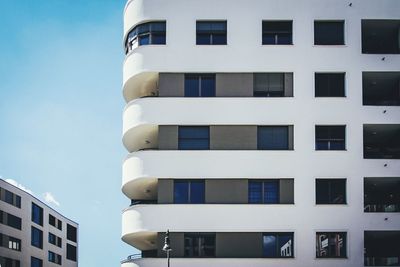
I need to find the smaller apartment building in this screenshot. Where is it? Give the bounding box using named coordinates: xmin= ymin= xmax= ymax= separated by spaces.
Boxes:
xmin=0 ymin=179 xmax=78 ymax=267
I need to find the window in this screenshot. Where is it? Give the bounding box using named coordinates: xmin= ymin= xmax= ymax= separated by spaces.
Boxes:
xmin=315 ymin=126 xmax=346 ymax=150
xmin=196 ymin=21 xmax=227 ymax=45
xmin=262 ymin=21 xmax=292 ymax=45
xmin=174 ymin=180 xmax=205 ymax=204
xmin=364 ymin=124 xmax=400 ymax=159
xmin=363 ymin=72 xmax=400 ymax=106
xmin=362 ymin=20 xmax=400 ymax=54
xmin=316 ymin=232 xmax=347 ymax=258
xmin=0 ymin=256 xmax=20 ymax=267
xmin=125 ymin=21 xmax=166 ymax=53
xmin=48 ymin=251 xmax=62 ymax=265
xmin=315 ymin=73 xmax=345 ymax=97
xmin=0 ymin=188 xmax=21 ymax=208
xmin=178 ymin=126 xmax=210 ymax=150
xmin=364 ymin=231 xmax=400 ymax=266
xmin=31 ymin=257 xmax=42 ymax=267
xmin=254 ymin=73 xmax=284 ymax=97
xmin=184 ymin=74 xmax=215 ymax=97
xmin=184 ymin=233 xmax=215 ymax=257
xmin=249 ymin=180 xmax=279 ymax=204
xmin=314 ymin=21 xmax=344 ymax=45
xmin=49 ymin=214 xmax=55 ymax=226
xmin=49 ymin=233 xmax=62 ymax=247
xmin=263 ymin=232 xmax=294 ymax=258
xmin=67 ymin=244 xmax=77 ymax=262
xmin=0 ymin=233 xmax=21 ymax=251
xmin=0 ymin=211 xmax=22 ymax=230
xmin=258 ymin=126 xmax=289 ymax=150
xmin=316 ymin=179 xmax=346 ymax=204
xmin=31 ymin=202 xmax=43 ymax=226
xmin=364 ymin=177 xmax=400 ymax=213
xmin=31 ymin=226 xmax=43 ymax=249
xmin=67 ymin=224 xmax=77 ymax=242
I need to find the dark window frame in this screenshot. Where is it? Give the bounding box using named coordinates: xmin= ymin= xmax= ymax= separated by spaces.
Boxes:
xmin=316 ymin=178 xmax=347 ymax=204
xmin=257 ymin=126 xmax=290 ymax=150
xmin=248 ymin=180 xmax=280 ymax=204
xmin=314 ymin=20 xmax=345 ymax=45
xmin=315 ymin=125 xmax=346 ymax=150
xmin=31 ymin=226 xmax=43 ymax=249
xmin=31 ymin=257 xmax=43 ymax=267
xmin=316 ymin=232 xmax=347 ymax=258
xmin=174 ymin=180 xmax=205 ymax=204
xmin=315 ymin=73 xmax=346 ymax=97
xmin=178 ymin=126 xmax=210 ymax=150
xmin=254 ymin=73 xmax=285 ymax=97
xmin=67 ymin=244 xmax=77 ymax=262
xmin=263 ymin=232 xmax=294 ymax=258
xmin=184 ymin=74 xmax=216 ymax=97
xmin=67 ymin=224 xmax=77 ymax=243
xmin=184 ymin=233 xmax=216 ymax=257
xmin=125 ymin=21 xmax=166 ymax=54
xmin=31 ymin=202 xmax=43 ymax=226
xmin=262 ymin=20 xmax=293 ymax=45
xmin=196 ymin=21 xmax=227 ymax=45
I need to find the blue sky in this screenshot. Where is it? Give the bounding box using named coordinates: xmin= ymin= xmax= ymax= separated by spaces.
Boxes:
xmin=0 ymin=0 xmax=135 ymax=265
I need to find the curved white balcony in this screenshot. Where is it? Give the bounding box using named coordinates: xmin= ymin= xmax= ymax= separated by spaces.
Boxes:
xmin=122 ymin=150 xmax=400 ymax=200
xmin=122 ymin=97 xmax=400 ymax=152
xmin=122 ymin=204 xmax=400 ymax=249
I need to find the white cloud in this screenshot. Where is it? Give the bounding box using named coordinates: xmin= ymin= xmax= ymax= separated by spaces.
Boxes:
xmin=43 ymin=192 xmax=60 ymax=207
xmin=4 ymin=178 xmax=34 ymax=195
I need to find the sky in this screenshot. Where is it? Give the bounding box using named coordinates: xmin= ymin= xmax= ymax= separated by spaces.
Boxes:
xmin=0 ymin=0 xmax=135 ymax=265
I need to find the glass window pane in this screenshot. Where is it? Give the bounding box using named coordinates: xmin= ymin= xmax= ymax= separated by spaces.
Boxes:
xmin=151 ymin=22 xmax=166 ymax=32
xmin=174 ymin=181 xmax=189 ymax=203
xmin=249 ymin=181 xmax=263 ymax=203
xmin=178 ymin=139 xmax=209 ymax=150
xmin=258 ymin=126 xmax=288 ymax=150
xmin=268 ymin=74 xmax=284 ymax=92
xmin=211 ymin=34 xmax=227 ymax=44
xmin=278 ymin=234 xmax=293 ymax=257
xmin=197 ymin=22 xmax=212 ymax=32
xmin=211 ymin=22 xmax=226 ymax=31
xmin=263 ymin=235 xmax=277 ymax=257
xmin=264 ymin=181 xmax=279 ymax=204
xmin=138 ymin=35 xmax=150 ymax=45
xmin=262 ymin=34 xmax=276 ymax=45
xmin=179 ymin=127 xmax=209 ymax=139
xmin=197 ymin=34 xmax=211 ymax=45
xmin=200 ymin=76 xmax=215 ymax=96
xmin=190 ymin=181 xmax=205 ymax=203
xmin=277 ymin=33 xmax=292 ymax=44
xmin=151 ymin=34 xmax=166 ymax=44
xmin=185 ymin=76 xmax=200 ymax=97
xmin=316 ymin=179 xmax=330 ymax=204
xmin=137 ymin=23 xmax=149 ymax=34
xmin=315 ymin=21 xmax=344 ymax=45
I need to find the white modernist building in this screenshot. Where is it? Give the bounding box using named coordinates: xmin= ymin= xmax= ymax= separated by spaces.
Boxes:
xmin=121 ymin=0 xmax=400 ymax=266
xmin=0 ymin=179 xmax=78 ymax=267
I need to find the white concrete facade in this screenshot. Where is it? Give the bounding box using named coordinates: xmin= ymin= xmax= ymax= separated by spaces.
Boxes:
xmin=121 ymin=0 xmax=400 ymax=266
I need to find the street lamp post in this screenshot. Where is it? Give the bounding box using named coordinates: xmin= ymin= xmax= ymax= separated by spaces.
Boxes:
xmin=163 ymin=230 xmax=172 ymax=267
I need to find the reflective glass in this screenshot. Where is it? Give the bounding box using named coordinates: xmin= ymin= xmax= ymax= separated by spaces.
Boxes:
xmin=264 ymin=181 xmax=279 ymax=204
xmin=174 ymin=182 xmax=189 ymax=203
xmin=190 ymin=181 xmax=205 ymax=203
xmin=200 ymin=76 xmax=215 ymax=96
xmin=263 ymin=235 xmax=277 ymax=257
xmin=249 ymin=181 xmax=262 ymax=203
xmin=184 ymin=76 xmax=200 ymax=97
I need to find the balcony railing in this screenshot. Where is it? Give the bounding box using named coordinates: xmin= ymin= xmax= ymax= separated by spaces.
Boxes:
xmin=364 ymin=204 xmax=400 ymax=213
xmin=121 ymin=254 xmax=142 ymax=264
xmin=365 ymin=256 xmax=400 ymax=266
